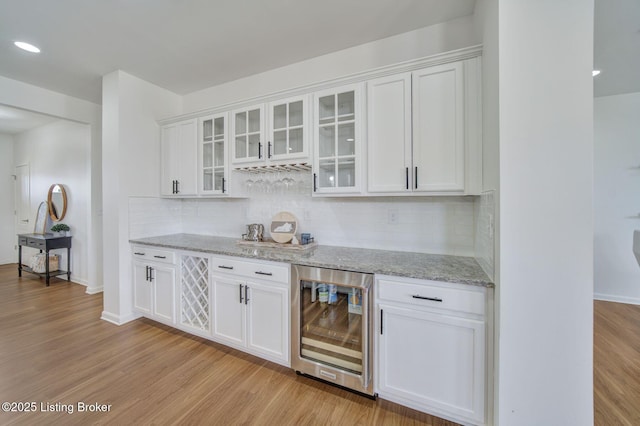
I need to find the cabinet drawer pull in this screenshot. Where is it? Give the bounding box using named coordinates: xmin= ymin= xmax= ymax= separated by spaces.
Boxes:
xmin=153 ymin=255 xmax=166 ymax=259
xmin=412 ymin=295 xmax=443 ymax=302
xmin=134 ymin=252 xmax=146 ymax=256
xmin=254 ymin=271 xmax=273 ymax=276
xmin=218 ymin=265 xmax=234 ymax=270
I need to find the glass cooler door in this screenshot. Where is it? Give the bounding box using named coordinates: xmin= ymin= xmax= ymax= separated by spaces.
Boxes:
xmin=299 ymin=279 xmax=366 ymax=375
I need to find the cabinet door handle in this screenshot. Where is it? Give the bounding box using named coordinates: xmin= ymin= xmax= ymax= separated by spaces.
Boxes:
xmin=172 ymin=180 xmax=176 ymax=194
xmin=244 ymin=285 xmax=249 ymax=305
xmin=149 ymin=267 xmax=154 ymax=282
xmin=412 ymin=295 xmax=443 ymax=302
xmin=176 ymin=180 xmax=180 ymax=194
xmin=222 ymin=177 xmax=226 ymax=194
xmin=239 ymin=284 xmax=244 ymax=304
xmin=146 ymin=265 xmax=150 ymax=281
xmin=134 ymin=252 xmax=145 ymax=256
xmin=405 ymin=167 xmax=409 ymax=190
xmin=414 ymin=167 xmax=418 ymax=189
xmin=254 ymin=271 xmax=273 ymax=276
xmin=153 ymin=255 xmax=166 ymax=259
xmin=380 ymin=309 xmax=384 ymax=335
xmin=258 ymin=142 xmax=262 ymax=159
xmin=218 ymin=265 xmax=234 ymax=270
xmin=268 ymin=141 xmax=272 ymax=158
xmin=313 ymin=173 xmax=318 ymax=192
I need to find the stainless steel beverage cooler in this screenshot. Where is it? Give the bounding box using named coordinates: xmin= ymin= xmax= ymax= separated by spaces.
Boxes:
xmin=291 ymin=264 xmax=374 ymax=396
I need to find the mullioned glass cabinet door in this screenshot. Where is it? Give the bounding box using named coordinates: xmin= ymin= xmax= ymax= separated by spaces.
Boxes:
xmin=268 ymin=95 xmax=309 ymax=162
xmin=313 ymin=84 xmax=362 ymax=194
xmin=200 ymin=113 xmax=228 ymax=195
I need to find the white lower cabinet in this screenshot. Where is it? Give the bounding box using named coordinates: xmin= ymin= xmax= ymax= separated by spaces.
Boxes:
xmin=178 ymin=253 xmax=211 ymax=337
xmin=210 ymin=255 xmax=290 ymax=366
xmin=132 ymin=246 xmax=177 ymax=325
xmin=376 ymin=276 xmax=488 ymax=426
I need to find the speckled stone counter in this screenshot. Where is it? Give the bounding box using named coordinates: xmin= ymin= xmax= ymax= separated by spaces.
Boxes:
xmin=130 ymin=233 xmax=493 ymax=287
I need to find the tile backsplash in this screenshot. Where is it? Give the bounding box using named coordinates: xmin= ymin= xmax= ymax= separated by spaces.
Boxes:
xmin=474 ymin=190 xmax=495 ymax=281
xmin=129 ymin=173 xmax=479 ymax=256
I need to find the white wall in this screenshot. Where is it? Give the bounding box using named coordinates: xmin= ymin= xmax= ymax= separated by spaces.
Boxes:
xmin=497 ymin=1 xmax=594 ymax=425
xmin=0 ymin=75 xmax=102 ymax=293
xmin=101 ymin=71 xmax=181 ymax=324
xmin=0 ymin=134 xmax=15 ymax=264
xmin=13 ymin=121 xmax=91 ymax=284
xmin=183 ymin=16 xmax=480 ymax=113
xmin=594 ymin=92 xmax=640 ymax=304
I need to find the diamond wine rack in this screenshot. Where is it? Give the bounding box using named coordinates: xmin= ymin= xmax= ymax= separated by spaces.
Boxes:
xmin=180 ymin=255 xmax=210 ymax=332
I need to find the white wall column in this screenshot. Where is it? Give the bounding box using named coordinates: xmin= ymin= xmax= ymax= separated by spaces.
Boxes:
xmin=497 ymin=1 xmax=594 ymax=424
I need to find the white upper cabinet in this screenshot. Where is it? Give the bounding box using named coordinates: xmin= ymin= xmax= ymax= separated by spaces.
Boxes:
xmin=312 ymin=83 xmax=363 ymax=195
xmin=199 ymin=113 xmax=229 ymax=195
xmin=367 ymin=73 xmax=412 ymax=193
xmin=268 ymin=95 xmax=309 ymax=162
xmin=366 ymin=57 xmax=482 ymax=195
xmin=231 ymin=104 xmax=265 ymax=164
xmin=160 ymin=119 xmax=198 ymax=196
xmin=231 ymin=96 xmax=310 ymax=167
xmin=412 ymin=61 xmax=465 ymax=192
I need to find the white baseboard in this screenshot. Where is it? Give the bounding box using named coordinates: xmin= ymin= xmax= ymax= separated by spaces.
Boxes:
xmin=85 ymin=286 xmax=103 ymax=294
xmin=100 ymin=310 xmax=141 ymax=325
xmin=594 ymin=292 xmax=640 ymax=306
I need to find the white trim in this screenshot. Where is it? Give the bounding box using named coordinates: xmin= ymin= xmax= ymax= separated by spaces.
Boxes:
xmin=594 ymin=292 xmax=640 ymax=306
xmin=85 ymin=285 xmax=103 ymax=294
xmin=160 ymin=45 xmax=483 ymax=125
xmin=100 ymin=310 xmax=141 ymax=325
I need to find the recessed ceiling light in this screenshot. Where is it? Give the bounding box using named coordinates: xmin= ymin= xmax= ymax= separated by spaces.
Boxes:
xmin=592 ymin=70 xmax=601 ymax=77
xmin=14 ymin=41 xmax=40 ymax=53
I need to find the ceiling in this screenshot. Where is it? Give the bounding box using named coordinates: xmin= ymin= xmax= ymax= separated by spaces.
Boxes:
xmin=0 ymin=0 xmax=476 ymax=104
xmin=0 ymin=0 xmax=638 ymax=134
xmin=0 ymin=105 xmax=58 ymax=135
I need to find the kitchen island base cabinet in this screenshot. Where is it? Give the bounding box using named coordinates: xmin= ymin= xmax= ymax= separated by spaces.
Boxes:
xmin=376 ymin=277 xmax=488 ymax=426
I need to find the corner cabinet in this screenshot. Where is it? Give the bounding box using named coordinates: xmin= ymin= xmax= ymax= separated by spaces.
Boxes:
xmin=312 ymin=83 xmax=363 ymax=195
xmin=199 ymin=113 xmax=229 ymax=195
xmin=376 ymin=276 xmax=489 ymax=426
xmin=367 ymin=57 xmax=482 ymax=195
xmin=160 ymin=119 xmax=198 ymax=196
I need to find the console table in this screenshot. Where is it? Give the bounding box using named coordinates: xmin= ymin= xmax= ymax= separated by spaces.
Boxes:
xmin=18 ymin=233 xmax=72 ymax=286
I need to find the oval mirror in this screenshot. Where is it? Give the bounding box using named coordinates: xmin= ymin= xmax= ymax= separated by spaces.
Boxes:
xmin=47 ymin=184 xmax=67 ymax=221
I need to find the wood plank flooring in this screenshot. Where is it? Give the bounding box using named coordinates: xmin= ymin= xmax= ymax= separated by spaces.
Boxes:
xmin=3 ymin=264 xmax=639 ymax=425
xmin=594 ymin=298 xmax=640 ymax=426
xmin=0 ymin=264 xmax=456 ymax=426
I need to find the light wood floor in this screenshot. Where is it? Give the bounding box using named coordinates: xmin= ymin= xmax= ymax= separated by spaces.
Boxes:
xmin=594 ymin=298 xmax=640 ymax=425
xmin=0 ymin=264 xmax=456 ymax=426
xmin=2 ymin=265 xmax=639 ymax=425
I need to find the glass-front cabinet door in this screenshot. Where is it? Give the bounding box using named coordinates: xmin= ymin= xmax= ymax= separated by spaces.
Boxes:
xmin=200 ymin=113 xmax=228 ymax=195
xmin=268 ymin=95 xmax=308 ymax=161
xmin=313 ymin=84 xmax=362 ymax=194
xmin=232 ymin=104 xmax=265 ymax=164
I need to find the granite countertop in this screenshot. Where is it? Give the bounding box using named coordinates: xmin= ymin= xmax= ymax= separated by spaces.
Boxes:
xmin=129 ymin=233 xmax=494 ymax=288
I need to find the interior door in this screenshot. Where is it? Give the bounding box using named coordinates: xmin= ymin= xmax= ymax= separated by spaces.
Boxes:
xmin=14 ymin=164 xmax=31 ymax=234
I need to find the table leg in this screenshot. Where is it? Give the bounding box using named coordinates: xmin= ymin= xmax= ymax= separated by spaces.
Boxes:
xmin=18 ymin=244 xmax=22 ymax=277
xmin=67 ymin=247 xmax=71 ymax=281
xmin=45 ymin=249 xmax=50 ymax=286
